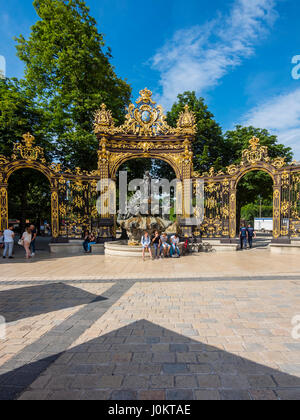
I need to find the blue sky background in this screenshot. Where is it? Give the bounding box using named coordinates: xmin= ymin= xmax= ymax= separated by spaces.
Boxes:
xmin=1 ymin=0 xmax=300 ymax=158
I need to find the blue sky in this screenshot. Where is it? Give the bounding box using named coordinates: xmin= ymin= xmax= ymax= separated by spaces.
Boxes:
xmin=1 ymin=0 xmax=300 ymax=158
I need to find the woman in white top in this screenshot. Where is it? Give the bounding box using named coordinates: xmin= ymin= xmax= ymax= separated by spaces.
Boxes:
xmin=21 ymin=227 xmax=32 ymax=259
xmin=141 ymin=232 xmax=153 ymax=261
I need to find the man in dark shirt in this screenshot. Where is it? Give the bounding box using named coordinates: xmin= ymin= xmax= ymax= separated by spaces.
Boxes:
xmin=247 ymin=225 xmax=256 ymax=249
xmin=239 ymin=224 xmax=248 ymax=250
xmin=30 ymin=224 xmax=37 ymax=257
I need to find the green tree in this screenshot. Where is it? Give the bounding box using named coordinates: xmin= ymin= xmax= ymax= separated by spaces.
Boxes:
xmin=0 ymin=78 xmax=53 ymax=229
xmin=224 ymin=125 xmax=293 ymax=164
xmin=163 ymin=91 xmax=228 ymax=176
xmin=15 ymin=0 xmax=131 ymax=171
xmin=8 ymin=169 xmax=51 ymax=233
xmin=0 ymin=78 xmax=51 ymax=157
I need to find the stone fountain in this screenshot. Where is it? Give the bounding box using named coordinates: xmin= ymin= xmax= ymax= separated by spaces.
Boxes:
xmin=105 ymin=172 xmax=178 ymax=256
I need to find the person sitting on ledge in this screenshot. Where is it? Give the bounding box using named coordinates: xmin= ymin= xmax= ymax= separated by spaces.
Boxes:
xmin=170 ymin=233 xmax=180 ymax=258
xmin=83 ymin=232 xmax=97 ymax=254
xmin=160 ymin=233 xmax=171 ymax=258
xmin=152 ymin=231 xmax=161 ymax=260
xmin=141 ymin=231 xmax=153 ymax=261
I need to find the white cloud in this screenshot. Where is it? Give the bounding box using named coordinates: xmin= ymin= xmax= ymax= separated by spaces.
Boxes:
xmin=151 ymin=0 xmax=278 ymax=109
xmin=243 ymin=88 xmax=300 ymax=160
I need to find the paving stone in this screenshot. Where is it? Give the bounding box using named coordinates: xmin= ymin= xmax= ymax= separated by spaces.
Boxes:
xmin=272 ymin=374 xmax=300 ymax=388
xmin=247 ymin=375 xmax=277 ymax=389
xmin=47 ymin=390 xmax=83 ymax=400
xmin=82 ymin=390 xmax=112 ymax=400
xmin=138 ymin=390 xmax=166 ymax=400
xmin=194 ymin=390 xmax=221 ymax=400
xmin=151 ymin=375 xmax=175 ymax=388
xmin=250 ymin=390 xmax=278 ymax=400
xmin=284 ymin=343 xmax=300 ymax=351
xmin=98 ymin=375 xmax=124 ymax=388
xmin=132 ymin=353 xmax=153 ymax=363
xmin=162 ymin=363 xmax=188 ymax=374
xmin=170 ymin=344 xmax=189 ymax=353
xmin=197 ymin=374 xmax=221 ymax=389
xmin=220 ymin=390 xmax=251 ymax=401
xmin=152 ymin=353 xmax=176 ymax=363
xmin=276 ymin=389 xmax=300 ymax=400
xmin=188 ymin=364 xmax=213 ymax=374
xmin=122 ymin=375 xmax=150 ymax=389
xmin=175 ymin=375 xmax=198 ymax=388
xmin=220 ymin=374 xmax=250 ymax=390
xmin=28 ymin=375 xmax=52 ymax=390
xmin=111 ymin=390 xmax=138 ymax=400
xmin=18 ymin=391 xmax=51 ymax=401
xmin=177 ymin=353 xmax=197 ymax=363
xmin=111 ymin=353 xmax=132 ymax=363
xmin=166 ymin=389 xmax=194 ymax=400
xmin=46 ymin=375 xmax=74 ymax=390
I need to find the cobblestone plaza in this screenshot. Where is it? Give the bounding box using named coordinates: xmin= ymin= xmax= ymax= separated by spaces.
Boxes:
xmin=0 ymin=248 xmax=300 ymax=400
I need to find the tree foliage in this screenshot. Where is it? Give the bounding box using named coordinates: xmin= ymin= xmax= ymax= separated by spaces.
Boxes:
xmin=0 ymin=78 xmax=51 ymax=157
xmin=15 ymin=0 xmax=131 ymax=171
xmin=165 ymin=91 xmax=227 ymax=175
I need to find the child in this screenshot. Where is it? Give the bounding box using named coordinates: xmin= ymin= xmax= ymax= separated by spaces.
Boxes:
xmin=170 ymin=234 xmax=180 ymax=258
xmin=141 ymin=232 xmax=153 ymax=261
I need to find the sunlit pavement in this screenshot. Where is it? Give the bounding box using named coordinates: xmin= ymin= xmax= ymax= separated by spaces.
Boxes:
xmin=0 ymin=242 xmax=300 ymax=400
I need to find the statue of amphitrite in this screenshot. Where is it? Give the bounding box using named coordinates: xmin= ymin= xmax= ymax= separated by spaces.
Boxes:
xmin=142 ymin=171 xmax=152 ymax=215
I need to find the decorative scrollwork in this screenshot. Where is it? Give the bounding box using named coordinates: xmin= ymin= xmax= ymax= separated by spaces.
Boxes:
xmin=94 ymin=88 xmax=196 ymax=137
xmin=242 ymin=136 xmax=269 ymax=165
xmin=0 ymin=155 xmax=9 ymax=166
xmin=12 ymin=133 xmax=46 ymax=163
xmin=94 ymin=104 xmax=115 ymax=135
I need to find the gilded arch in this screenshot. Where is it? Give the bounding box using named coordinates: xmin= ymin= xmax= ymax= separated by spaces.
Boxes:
xmin=0 ymin=133 xmax=101 ymax=239
xmin=193 ymin=136 xmax=300 ymax=241
xmin=94 ymin=88 xmax=196 ymax=234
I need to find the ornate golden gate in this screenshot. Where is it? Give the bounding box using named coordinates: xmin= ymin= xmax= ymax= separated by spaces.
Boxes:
xmin=1 ymin=88 xmax=300 ymax=243
xmin=0 ymin=133 xmax=101 ymax=240
xmin=193 ymin=136 xmax=300 ymax=240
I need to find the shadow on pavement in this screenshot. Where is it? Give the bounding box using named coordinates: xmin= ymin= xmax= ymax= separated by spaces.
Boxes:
xmin=0 ymin=283 xmax=104 ymax=323
xmin=0 ymin=320 xmax=299 ymax=400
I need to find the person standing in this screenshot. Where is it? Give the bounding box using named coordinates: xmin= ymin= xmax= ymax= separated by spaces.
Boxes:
xmin=30 ymin=224 xmax=37 ymax=257
xmin=247 ymin=224 xmax=256 ymax=249
xmin=239 ymin=224 xmax=248 ymax=250
xmin=3 ymin=225 xmax=15 ymax=259
xmin=141 ymin=232 xmax=153 ymax=261
xmin=0 ymin=230 xmax=4 ymax=252
xmin=21 ymin=226 xmax=32 ymax=259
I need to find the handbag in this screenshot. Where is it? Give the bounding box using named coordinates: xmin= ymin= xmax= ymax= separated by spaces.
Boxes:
xmin=18 ymin=239 xmax=24 ymax=246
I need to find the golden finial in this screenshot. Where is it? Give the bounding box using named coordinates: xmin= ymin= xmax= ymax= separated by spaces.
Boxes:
xmin=249 ymin=136 xmax=260 ymax=150
xmin=136 ymin=88 xmax=156 ymax=105
xmin=22 ymin=132 xmax=35 ymax=148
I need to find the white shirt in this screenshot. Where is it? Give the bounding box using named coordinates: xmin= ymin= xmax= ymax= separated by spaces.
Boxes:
xmin=4 ymin=229 xmax=14 ymax=243
xmin=171 ymin=235 xmax=179 ymax=245
xmin=22 ymin=231 xmax=32 ymax=243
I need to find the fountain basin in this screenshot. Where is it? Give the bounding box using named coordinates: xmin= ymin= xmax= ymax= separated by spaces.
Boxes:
xmin=105 ymin=240 xmax=145 ymax=257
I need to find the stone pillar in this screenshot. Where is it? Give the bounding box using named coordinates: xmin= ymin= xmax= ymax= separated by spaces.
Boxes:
xmin=0 ymin=184 xmax=8 ymax=231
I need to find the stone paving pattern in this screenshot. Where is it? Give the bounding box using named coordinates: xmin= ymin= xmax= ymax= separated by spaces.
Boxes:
xmin=0 ymin=269 xmax=299 ymax=400
xmin=1 ymin=248 xmax=300 ymax=281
